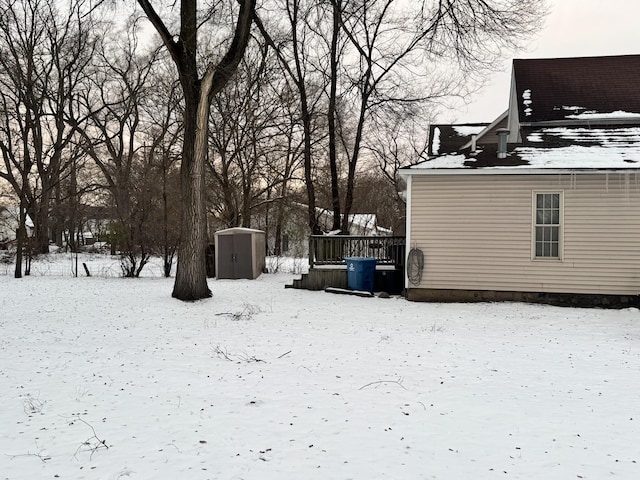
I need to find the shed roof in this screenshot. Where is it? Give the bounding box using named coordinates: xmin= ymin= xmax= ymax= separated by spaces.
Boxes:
xmin=513 ymin=54 xmax=640 ymax=123
xmin=215 ymin=227 xmax=265 ymax=235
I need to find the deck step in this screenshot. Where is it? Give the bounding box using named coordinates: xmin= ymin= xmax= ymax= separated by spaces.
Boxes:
xmin=287 ymin=267 xmax=404 ymax=294
xmin=286 ymin=269 xmax=348 ymax=291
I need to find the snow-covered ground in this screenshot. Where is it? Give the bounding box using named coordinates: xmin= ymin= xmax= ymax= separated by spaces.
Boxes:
xmin=1 ymin=255 xmax=639 ymax=479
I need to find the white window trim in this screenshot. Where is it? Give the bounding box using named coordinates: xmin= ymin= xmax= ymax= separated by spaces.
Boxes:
xmin=531 ymin=190 xmax=564 ymax=261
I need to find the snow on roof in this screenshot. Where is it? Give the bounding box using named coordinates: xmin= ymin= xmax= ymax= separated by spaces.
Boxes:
xmin=451 ymin=125 xmax=486 ymax=137
xmin=349 ymin=213 xmax=376 ymax=229
xmin=429 ymin=124 xmax=488 ymax=156
xmin=316 ymin=208 xmax=392 ymax=234
xmin=348 ymin=214 xmax=393 ymax=235
xmin=411 ymin=154 xmax=469 ymax=170
xmin=404 ymin=126 xmax=640 ymax=172
xmin=565 ymin=110 xmax=640 ymax=120
xmin=432 ymin=127 xmax=441 ymax=155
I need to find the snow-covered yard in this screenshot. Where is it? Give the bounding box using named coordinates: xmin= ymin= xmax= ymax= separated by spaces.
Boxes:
xmin=1 ymin=257 xmax=639 ymax=479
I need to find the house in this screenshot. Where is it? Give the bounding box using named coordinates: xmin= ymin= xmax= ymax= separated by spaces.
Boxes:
xmin=0 ymin=205 xmax=34 ymax=248
xmin=316 ymin=209 xmax=393 ymax=236
xmin=400 ymin=54 xmax=640 ymax=307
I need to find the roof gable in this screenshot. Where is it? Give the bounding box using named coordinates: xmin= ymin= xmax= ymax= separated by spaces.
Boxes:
xmin=512 ymin=54 xmax=640 ymax=123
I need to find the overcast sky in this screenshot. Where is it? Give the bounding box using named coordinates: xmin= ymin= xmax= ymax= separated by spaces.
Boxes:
xmin=449 ymin=0 xmax=640 ymax=124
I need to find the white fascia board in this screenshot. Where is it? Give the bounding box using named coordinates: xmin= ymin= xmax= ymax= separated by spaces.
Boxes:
xmin=507 ymin=69 xmax=521 ymax=143
xmin=400 ymin=168 xmax=640 ymax=176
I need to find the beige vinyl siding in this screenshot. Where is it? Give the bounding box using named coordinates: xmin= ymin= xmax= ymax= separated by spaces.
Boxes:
xmin=409 ymin=173 xmax=640 ymax=295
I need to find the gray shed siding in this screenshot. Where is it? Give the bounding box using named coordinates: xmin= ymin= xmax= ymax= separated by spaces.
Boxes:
xmin=408 ymin=172 xmax=640 ymax=295
xmin=214 ymin=227 xmax=266 ymax=279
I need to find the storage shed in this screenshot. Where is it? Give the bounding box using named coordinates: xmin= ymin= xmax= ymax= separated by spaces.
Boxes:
xmin=214 ymin=227 xmax=266 ymax=279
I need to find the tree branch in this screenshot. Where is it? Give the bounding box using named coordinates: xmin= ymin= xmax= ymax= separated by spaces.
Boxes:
xmin=136 ymin=0 xmax=181 ymax=65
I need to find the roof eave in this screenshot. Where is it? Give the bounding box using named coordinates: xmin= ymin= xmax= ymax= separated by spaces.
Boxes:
xmin=400 ymin=167 xmax=640 ymax=177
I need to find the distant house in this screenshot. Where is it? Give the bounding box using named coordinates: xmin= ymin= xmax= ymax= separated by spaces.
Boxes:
xmin=316 ymin=209 xmax=392 ymax=236
xmin=250 ymin=203 xmax=395 ymax=258
xmin=400 ymin=54 xmax=640 ymax=307
xmin=0 ymin=206 xmax=34 ymax=248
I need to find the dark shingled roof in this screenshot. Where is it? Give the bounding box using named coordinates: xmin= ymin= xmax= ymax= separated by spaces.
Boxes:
xmin=405 ymin=125 xmax=640 ymax=171
xmin=428 ymin=124 xmax=487 ymax=156
xmin=513 ymin=54 xmax=640 ymax=123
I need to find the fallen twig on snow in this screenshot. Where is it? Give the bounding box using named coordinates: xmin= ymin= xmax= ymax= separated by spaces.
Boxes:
xmin=359 ymin=377 xmax=407 ymax=391
xmin=213 ymin=344 xmax=265 ymax=363
xmin=22 ymin=394 xmax=45 ymax=415
xmin=214 ymin=303 xmax=262 ymax=321
xmin=73 ymin=416 xmax=109 ymax=460
xmin=5 ymin=441 xmax=50 ymax=463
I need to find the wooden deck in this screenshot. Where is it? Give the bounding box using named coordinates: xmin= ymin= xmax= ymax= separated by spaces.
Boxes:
xmin=309 ymin=235 xmax=405 ymax=267
xmin=287 ymin=236 xmax=406 ymax=292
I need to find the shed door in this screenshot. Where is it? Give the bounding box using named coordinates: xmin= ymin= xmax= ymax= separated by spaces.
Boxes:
xmin=234 ymin=233 xmax=253 ymax=279
xmin=217 ymin=235 xmax=235 ymax=279
xmin=218 ymin=233 xmax=253 ymax=279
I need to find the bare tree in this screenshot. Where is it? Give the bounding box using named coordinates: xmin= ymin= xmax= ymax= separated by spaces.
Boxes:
xmin=325 ymin=0 xmax=345 ymax=232
xmin=0 ymin=0 xmax=99 ymax=277
xmin=207 ymin=43 xmax=294 ymax=232
xmin=262 ymin=82 xmax=306 ymax=255
xmin=53 ymin=143 xmax=101 ymax=253
xmin=142 ymin=61 xmax=183 ymax=278
xmin=254 ymin=0 xmax=329 ymax=235
xmin=332 ymin=0 xmax=546 ymax=232
xmin=136 ymin=0 xmax=256 ymax=300
xmin=257 ymin=0 xmax=545 ymax=236
xmin=149 ymin=142 xmax=181 ymax=277
xmin=76 ymin=24 xmax=160 ymax=276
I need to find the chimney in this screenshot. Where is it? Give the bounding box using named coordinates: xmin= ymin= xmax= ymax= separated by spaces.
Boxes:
xmin=496 ymin=128 xmax=510 ymax=159
xmin=470 ymin=134 xmax=477 ymax=153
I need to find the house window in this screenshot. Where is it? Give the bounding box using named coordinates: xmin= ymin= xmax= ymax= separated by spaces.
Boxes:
xmin=534 ymin=192 xmax=562 ymax=259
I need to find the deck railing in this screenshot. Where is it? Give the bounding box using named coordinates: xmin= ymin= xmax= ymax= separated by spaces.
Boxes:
xmin=309 ymin=235 xmax=405 ymax=268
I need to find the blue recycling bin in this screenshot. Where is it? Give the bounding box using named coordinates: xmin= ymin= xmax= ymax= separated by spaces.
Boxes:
xmin=345 ymin=257 xmax=377 ymax=293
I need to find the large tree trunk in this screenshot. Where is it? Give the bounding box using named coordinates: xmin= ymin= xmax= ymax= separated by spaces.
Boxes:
xmin=161 ymin=156 xmax=174 ymax=278
xmin=14 ymin=201 xmax=25 ymax=279
xmin=302 ymin=107 xmax=321 ymax=235
xmin=138 ymin=0 xmax=256 ymax=300
xmin=34 ymin=195 xmax=50 ymax=254
xmin=328 ymin=0 xmax=341 ymax=232
xmin=340 ymin=96 xmax=368 ymax=233
xmin=172 ymin=86 xmax=211 ymax=300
